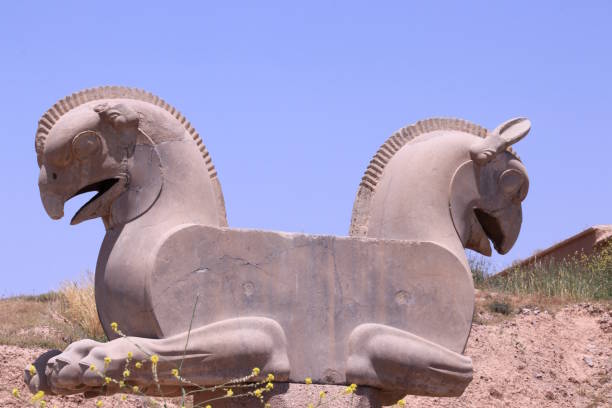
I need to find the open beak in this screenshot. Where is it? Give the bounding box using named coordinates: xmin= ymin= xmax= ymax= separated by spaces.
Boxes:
xmin=69 ymin=177 xmax=125 ymax=225
xmin=473 ymin=205 xmax=522 ymax=255
xmin=39 ymin=176 xmax=127 ymax=225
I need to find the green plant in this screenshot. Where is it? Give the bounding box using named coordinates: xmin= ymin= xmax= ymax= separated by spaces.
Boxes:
xmin=484 ymin=241 xmax=612 ymax=301
xmin=488 ymin=301 xmax=511 ymax=315
xmin=467 ymin=251 xmax=492 ymax=286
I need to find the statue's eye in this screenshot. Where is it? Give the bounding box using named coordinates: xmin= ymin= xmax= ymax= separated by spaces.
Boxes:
xmin=72 ymin=130 xmax=101 ymax=160
xmin=499 ymin=169 xmax=528 ymax=202
xmin=52 ymin=172 xmax=58 ymax=180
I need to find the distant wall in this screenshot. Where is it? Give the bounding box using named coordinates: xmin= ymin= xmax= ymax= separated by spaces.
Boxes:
xmin=498 ymin=225 xmax=612 ymax=276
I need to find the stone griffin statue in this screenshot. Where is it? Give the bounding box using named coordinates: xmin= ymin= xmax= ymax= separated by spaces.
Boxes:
xmin=26 ymin=86 xmax=530 ymax=405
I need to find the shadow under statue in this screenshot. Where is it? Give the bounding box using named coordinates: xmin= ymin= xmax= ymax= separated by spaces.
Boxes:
xmin=26 ymin=87 xmax=531 ymax=407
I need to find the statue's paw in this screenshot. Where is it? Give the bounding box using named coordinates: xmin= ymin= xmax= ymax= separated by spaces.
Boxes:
xmin=346 ymin=324 xmax=473 ymax=397
xmin=78 ymin=340 xmax=150 ymax=391
xmin=45 ymin=339 xmax=104 ymax=393
xmin=24 ymin=349 xmax=62 ymax=394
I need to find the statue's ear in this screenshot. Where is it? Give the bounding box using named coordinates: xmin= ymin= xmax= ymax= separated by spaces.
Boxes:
xmin=492 ymin=117 xmax=531 ymax=147
xmin=470 ymin=117 xmax=531 ymax=165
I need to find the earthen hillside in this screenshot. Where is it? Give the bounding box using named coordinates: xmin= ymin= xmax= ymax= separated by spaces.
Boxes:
xmin=1 ymin=291 xmax=609 ymax=407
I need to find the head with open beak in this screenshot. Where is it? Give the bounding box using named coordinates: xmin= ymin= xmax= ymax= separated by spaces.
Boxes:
xmin=36 ymin=97 xmax=150 ymax=228
xmin=450 ymin=118 xmax=531 ymax=256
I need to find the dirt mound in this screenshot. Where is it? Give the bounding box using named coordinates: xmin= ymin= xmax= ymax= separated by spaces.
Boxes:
xmin=405 ymin=303 xmax=611 ymax=407
xmin=1 ymin=303 xmax=610 ymax=407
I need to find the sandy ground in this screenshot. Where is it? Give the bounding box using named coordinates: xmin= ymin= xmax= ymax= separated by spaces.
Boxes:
xmin=1 ymin=303 xmax=610 ymax=407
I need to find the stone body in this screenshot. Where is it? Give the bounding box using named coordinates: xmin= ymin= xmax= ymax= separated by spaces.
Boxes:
xmin=27 ymin=87 xmax=531 ymax=405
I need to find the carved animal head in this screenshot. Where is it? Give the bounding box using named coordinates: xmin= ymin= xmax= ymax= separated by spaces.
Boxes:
xmin=450 ymin=118 xmax=530 ymax=255
xmin=350 ymin=117 xmax=531 ymax=257
xmin=35 ymin=86 xmax=226 ymax=228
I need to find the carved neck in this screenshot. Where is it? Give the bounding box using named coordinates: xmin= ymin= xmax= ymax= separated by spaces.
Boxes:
xmin=366 ymin=132 xmax=475 ymax=264
xmin=106 ymin=139 xmax=221 ymax=232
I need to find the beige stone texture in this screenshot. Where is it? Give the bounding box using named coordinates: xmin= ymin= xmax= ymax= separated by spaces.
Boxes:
xmin=27 ymin=87 xmax=531 ymax=405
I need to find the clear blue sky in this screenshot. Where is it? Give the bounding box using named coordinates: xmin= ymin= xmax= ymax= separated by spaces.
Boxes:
xmin=1 ymin=1 xmax=611 ymax=295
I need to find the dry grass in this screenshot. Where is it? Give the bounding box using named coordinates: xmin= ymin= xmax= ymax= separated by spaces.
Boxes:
xmin=57 ymin=273 xmax=105 ymax=341
xmin=0 ymin=273 xmax=105 ymax=349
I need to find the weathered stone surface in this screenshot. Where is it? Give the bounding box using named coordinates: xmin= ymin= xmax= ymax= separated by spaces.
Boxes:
xmin=27 ymin=87 xmax=531 ymax=403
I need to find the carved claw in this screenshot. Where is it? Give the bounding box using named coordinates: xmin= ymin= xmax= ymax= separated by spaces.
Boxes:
xmin=24 ymin=349 xmax=62 ymax=395
xmin=25 ymin=339 xmax=108 ymax=396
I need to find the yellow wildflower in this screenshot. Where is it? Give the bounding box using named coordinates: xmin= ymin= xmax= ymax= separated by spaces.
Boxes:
xmin=397 ymin=399 xmax=406 ymax=407
xmin=110 ymin=322 xmax=118 ymax=332
xmin=305 ymin=377 xmax=312 ymax=384
xmin=11 ymin=388 xmax=19 ymax=398
xmin=266 ymin=382 xmax=274 ymax=391
xmin=104 ymin=376 xmax=111 ymax=384
xmin=31 ymin=391 xmax=45 ymax=402
xmin=319 ymin=390 xmax=326 ymax=399
xmin=226 ymin=389 xmax=234 ymax=397
xmin=28 ymin=365 xmax=36 ymax=376
xmin=344 ymin=383 xmax=357 ymax=393
xmin=119 ymin=380 xmax=125 ymax=388
xmin=132 ymin=385 xmax=139 ymax=393
xmin=205 ymin=405 xmax=212 ymax=408
xmin=121 ymin=395 xmax=127 ymax=401
xmin=150 ymin=354 xmax=159 ymax=364
xmin=254 ymin=388 xmax=262 ymax=398
xmin=127 ymin=351 xmax=133 ymax=359
xmin=265 ymin=404 xmax=271 ymax=408
xmin=96 ymin=400 xmax=103 ymax=407
xmin=103 ymin=356 xmax=111 ymax=366
xmin=40 ymin=401 xmax=46 ymax=408
xmin=266 ymin=373 xmax=274 ymax=382
xmin=344 ymin=385 xmax=355 ymax=394
xmin=171 ymin=368 xmax=179 ymax=378
xmin=123 ymin=369 xmax=130 ymax=378
xmin=135 ymin=362 xmax=142 ymax=369
xmin=89 ymin=364 xmax=96 ymax=372
xmin=251 ymin=367 xmax=260 ymax=376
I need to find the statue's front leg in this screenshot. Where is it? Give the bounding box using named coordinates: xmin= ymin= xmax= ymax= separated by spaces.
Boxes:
xmin=346 ymin=324 xmax=473 ymax=400
xmin=27 ymin=317 xmax=290 ymax=396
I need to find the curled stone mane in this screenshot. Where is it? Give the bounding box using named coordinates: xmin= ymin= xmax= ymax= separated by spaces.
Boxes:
xmin=349 ymin=117 xmax=520 ymax=236
xmin=36 ymin=86 xmax=227 ymax=226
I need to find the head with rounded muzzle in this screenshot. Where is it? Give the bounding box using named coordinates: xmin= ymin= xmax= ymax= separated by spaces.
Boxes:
xmin=450 ymin=118 xmax=531 ymax=256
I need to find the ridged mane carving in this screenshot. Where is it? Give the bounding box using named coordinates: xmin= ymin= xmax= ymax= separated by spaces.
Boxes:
xmin=350 ymin=117 xmax=519 ymax=236
xmin=35 ymin=86 xmax=218 ymax=181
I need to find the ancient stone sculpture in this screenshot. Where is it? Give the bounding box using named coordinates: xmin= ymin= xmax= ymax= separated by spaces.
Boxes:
xmin=26 ymin=87 xmax=531 ymax=405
